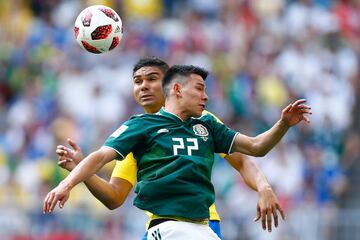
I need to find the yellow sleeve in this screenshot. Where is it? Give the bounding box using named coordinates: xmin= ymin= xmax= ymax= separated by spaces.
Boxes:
xmin=111 ymin=152 xmax=137 ymax=187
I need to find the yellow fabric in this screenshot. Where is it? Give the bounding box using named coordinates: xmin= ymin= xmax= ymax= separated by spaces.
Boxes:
xmin=145 ymin=213 xmax=209 ymax=230
xmin=144 ymin=203 xmax=220 ymax=229
xmin=111 ymin=152 xmax=137 ymax=186
xmin=111 ymin=111 xmax=228 ymax=223
xmin=202 ymin=110 xmax=223 ymax=124
xmin=111 ymin=153 xmax=222 ymax=222
xmin=208 ymin=204 xmax=221 ymax=221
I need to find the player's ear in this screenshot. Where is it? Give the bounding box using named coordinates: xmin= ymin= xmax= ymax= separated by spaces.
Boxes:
xmin=173 ymin=83 xmax=182 ymax=97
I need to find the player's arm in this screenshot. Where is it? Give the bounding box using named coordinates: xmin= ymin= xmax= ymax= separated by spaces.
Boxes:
xmin=224 ymin=153 xmax=269 ymax=191
xmin=44 ymin=117 xmax=143 ymax=213
xmin=99 ymin=177 xmax=133 ymax=209
xmin=207 ymin=111 xmax=286 ymax=232
xmin=43 ymin=146 xmax=119 ymax=213
xmin=205 ymin=110 xmax=273 ymax=190
xmin=76 ymin=175 xmax=132 ymax=210
xmin=56 ymin=139 xmax=133 ymax=210
xmin=231 ymin=99 xmax=311 ymax=157
xmin=224 ymin=153 xmax=284 ymax=232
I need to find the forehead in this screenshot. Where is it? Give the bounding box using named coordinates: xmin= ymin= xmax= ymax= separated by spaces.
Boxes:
xmin=188 ymin=73 xmax=205 ymax=85
xmin=133 ymin=66 xmax=163 ymax=77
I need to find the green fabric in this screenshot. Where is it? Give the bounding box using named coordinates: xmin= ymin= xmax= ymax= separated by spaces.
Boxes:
xmin=104 ymin=108 xmax=237 ymax=219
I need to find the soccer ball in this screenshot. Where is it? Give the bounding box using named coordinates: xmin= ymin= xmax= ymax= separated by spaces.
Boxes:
xmin=74 ymin=5 xmax=123 ymax=54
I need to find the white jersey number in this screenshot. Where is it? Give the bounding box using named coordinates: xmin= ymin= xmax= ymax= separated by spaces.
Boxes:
xmin=172 ymin=138 xmax=199 ymax=156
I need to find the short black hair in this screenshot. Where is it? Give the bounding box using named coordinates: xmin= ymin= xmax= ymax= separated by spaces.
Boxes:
xmin=133 ymin=56 xmax=169 ymax=75
xmin=162 ymin=65 xmax=208 ymax=97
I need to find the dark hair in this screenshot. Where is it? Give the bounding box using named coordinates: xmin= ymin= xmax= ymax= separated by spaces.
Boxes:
xmin=162 ymin=65 xmax=208 ymax=97
xmin=133 ymin=56 xmax=169 ymax=75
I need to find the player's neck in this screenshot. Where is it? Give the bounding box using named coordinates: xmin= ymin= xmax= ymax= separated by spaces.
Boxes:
xmin=164 ymin=102 xmax=189 ymax=121
xmin=143 ymin=106 xmax=162 ymax=114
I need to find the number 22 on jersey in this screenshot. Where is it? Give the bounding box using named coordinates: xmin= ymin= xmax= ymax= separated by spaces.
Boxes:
xmin=172 ymin=137 xmax=199 ymax=156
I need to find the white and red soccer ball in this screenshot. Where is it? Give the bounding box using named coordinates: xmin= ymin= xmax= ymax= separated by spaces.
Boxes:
xmin=74 ymin=5 xmax=123 ymax=54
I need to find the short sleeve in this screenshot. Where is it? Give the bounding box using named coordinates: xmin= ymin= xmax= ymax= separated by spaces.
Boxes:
xmin=202 ymin=111 xmax=237 ymax=155
xmin=212 ymin=120 xmax=238 ymax=154
xmin=111 ymin=152 xmax=137 ymax=186
xmin=104 ymin=117 xmax=144 ymax=159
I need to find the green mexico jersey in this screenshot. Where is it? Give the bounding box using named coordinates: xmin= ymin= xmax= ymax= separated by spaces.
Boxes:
xmin=104 ymin=108 xmax=238 ymax=219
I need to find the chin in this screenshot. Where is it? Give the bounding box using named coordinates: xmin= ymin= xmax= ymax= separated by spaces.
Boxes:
xmin=141 ymin=101 xmax=154 ymax=107
xmin=192 ymin=111 xmax=202 ymax=118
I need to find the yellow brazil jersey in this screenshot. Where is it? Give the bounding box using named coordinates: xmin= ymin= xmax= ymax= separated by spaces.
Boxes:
xmin=111 ymin=110 xmax=227 ymax=226
xmin=111 ymin=152 xmax=137 ymax=186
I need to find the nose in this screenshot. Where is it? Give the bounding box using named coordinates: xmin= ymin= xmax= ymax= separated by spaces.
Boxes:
xmin=203 ymin=92 xmax=208 ymax=102
xmin=141 ymin=80 xmax=149 ymax=91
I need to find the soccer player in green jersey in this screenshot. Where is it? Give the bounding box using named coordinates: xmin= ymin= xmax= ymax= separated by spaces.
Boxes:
xmin=55 ymin=57 xmax=283 ymax=238
xmin=45 ymin=64 xmax=311 ymax=239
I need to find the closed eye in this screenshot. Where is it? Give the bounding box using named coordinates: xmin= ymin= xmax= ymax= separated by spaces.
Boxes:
xmin=134 ymin=79 xmax=142 ymax=84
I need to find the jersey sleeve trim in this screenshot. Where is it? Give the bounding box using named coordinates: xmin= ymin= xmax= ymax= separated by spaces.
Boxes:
xmin=102 ymin=146 xmax=125 ymax=159
xmin=228 ymin=132 xmax=239 ymax=154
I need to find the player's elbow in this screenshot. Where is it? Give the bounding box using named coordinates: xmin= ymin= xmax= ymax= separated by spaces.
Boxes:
xmin=106 ymin=204 xmax=119 ymax=210
xmin=235 ymin=136 xmax=267 ymax=157
xmin=104 ymin=181 xmax=132 ymax=210
xmin=105 ymin=200 xmax=124 ymax=210
xmin=250 ymin=144 xmax=268 ymax=157
xmin=252 ymin=150 xmax=267 ymax=157
xmin=102 ymin=194 xmax=126 ymax=210
xmin=249 ymin=138 xmax=271 ymax=157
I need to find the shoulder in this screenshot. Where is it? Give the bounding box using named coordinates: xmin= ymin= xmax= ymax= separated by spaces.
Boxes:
xmin=126 ymin=113 xmax=161 ymax=124
xmin=199 ymin=110 xmax=224 ymax=124
xmin=129 ymin=113 xmax=165 ymax=121
xmin=109 ymin=114 xmax=154 ymax=138
xmin=128 ymin=113 xmax=149 ymax=121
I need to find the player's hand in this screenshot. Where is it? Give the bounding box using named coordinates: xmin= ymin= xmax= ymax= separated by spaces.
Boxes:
xmin=254 ymin=186 xmax=285 ymax=232
xmin=43 ymin=182 xmax=71 ymax=214
xmin=280 ymin=99 xmax=312 ymax=127
xmin=56 ymin=138 xmax=84 ymax=171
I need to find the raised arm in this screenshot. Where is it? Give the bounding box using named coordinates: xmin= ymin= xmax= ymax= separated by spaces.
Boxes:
xmin=231 ymin=99 xmax=311 ymax=157
xmin=56 ymin=139 xmax=133 ymax=210
xmin=43 ymin=146 xmax=118 ymax=213
xmin=225 ymin=153 xmax=284 ymax=232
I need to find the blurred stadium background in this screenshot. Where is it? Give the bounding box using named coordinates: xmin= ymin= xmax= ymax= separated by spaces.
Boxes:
xmin=0 ymin=0 xmax=359 ymax=239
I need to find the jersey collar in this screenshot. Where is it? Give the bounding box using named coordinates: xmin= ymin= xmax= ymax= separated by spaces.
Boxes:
xmin=159 ymin=107 xmax=188 ymax=123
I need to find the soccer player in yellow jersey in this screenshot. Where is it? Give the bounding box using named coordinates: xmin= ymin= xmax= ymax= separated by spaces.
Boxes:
xmin=55 ymin=57 xmax=285 ymax=238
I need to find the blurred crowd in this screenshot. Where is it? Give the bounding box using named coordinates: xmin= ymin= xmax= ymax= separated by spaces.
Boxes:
xmin=0 ymin=0 xmax=359 ymax=239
